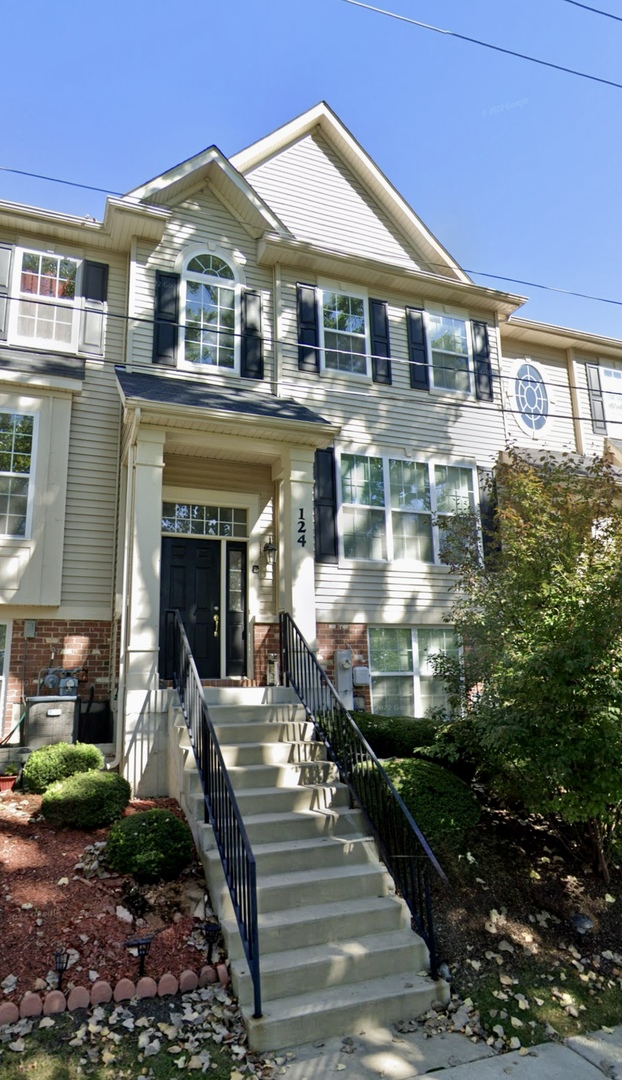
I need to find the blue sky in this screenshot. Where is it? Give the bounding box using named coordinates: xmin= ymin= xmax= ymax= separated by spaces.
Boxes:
xmin=2 ymin=0 xmax=621 ymax=337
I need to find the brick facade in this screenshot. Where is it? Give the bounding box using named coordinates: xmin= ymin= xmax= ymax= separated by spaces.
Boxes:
xmin=3 ymin=620 xmax=112 ymax=734
xmin=253 ymin=622 xmax=371 ymax=710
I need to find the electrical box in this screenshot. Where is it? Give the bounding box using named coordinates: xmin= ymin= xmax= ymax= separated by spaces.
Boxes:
xmin=334 ymin=649 xmax=353 ymax=711
xmin=352 ymin=666 xmax=371 ymax=687
xmin=24 ymin=697 xmax=80 ymax=750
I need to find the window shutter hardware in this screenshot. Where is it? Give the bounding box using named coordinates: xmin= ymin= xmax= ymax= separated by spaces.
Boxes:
xmin=79 ymin=260 xmax=109 ymax=355
xmin=405 ymin=307 xmax=429 ymax=390
xmin=369 ymin=298 xmax=392 ymax=384
xmin=153 ymin=271 xmax=180 ymax=367
xmin=241 ymin=289 xmax=263 ymax=380
xmin=0 ymin=243 xmax=13 ymax=342
xmin=586 ymin=364 xmax=607 ymax=434
xmin=297 ymin=283 xmax=320 ymax=372
xmin=314 ymin=448 xmax=338 ymax=563
xmin=472 ymin=320 xmax=494 ymax=402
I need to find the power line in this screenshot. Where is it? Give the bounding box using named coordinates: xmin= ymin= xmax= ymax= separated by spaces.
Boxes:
xmin=559 ymin=0 xmax=622 ymax=24
xmin=342 ymin=0 xmax=622 ymax=91
xmin=0 ymin=166 xmax=124 ymax=199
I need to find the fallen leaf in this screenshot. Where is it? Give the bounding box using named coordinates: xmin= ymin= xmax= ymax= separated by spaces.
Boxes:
xmin=605 ymin=894 xmax=616 ymax=904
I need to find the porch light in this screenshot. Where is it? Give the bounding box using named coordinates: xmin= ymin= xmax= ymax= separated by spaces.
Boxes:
xmin=202 ymin=920 xmax=221 ymax=966
xmin=125 ymin=934 xmax=154 ymax=978
xmin=263 ymin=537 xmax=277 ymax=567
xmin=53 ymin=946 xmax=69 ymax=992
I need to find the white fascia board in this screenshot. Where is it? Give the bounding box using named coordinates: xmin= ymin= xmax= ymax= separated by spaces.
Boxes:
xmin=504 ymin=316 xmax=622 ymax=359
xmin=232 ymin=101 xmax=470 ymax=284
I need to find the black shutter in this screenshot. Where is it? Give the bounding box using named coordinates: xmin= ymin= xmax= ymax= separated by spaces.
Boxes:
xmin=472 ymin=321 xmax=493 ymax=402
xmin=241 ymin=290 xmax=263 ymax=380
xmin=586 ymin=364 xmax=607 ymax=435
xmin=0 ymin=243 xmax=13 ymax=342
xmin=153 ymin=271 xmax=180 ymax=367
xmin=369 ymin=299 xmax=392 ymax=384
xmin=82 ymin=261 xmax=108 ymax=303
xmin=297 ymin=283 xmax=319 ymax=372
xmin=405 ymin=307 xmax=429 ymax=390
xmin=314 ymin=448 xmax=338 ymax=564
xmin=477 ymin=466 xmax=499 ymax=566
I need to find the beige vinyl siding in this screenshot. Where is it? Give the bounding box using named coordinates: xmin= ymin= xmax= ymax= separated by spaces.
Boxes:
xmin=246 ymin=132 xmax=421 ymax=270
xmin=130 ymin=187 xmax=274 ymax=384
xmin=163 ymin=456 xmax=275 ymax=620
xmin=500 ymin=346 xmax=577 ymax=452
xmin=61 ymin=251 xmax=127 ymax=615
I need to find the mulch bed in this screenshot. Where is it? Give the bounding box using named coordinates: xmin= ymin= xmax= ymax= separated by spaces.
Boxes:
xmin=0 ymin=792 xmax=209 ymax=1004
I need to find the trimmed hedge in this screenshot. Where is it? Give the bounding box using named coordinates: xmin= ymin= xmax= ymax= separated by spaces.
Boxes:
xmin=23 ymin=742 xmax=104 ymax=794
xmin=106 ymin=809 xmax=193 ymax=882
xmin=352 ymin=712 xmax=440 ymax=759
xmin=41 ymin=770 xmax=131 ymax=828
xmin=384 ymin=758 xmax=480 ymax=851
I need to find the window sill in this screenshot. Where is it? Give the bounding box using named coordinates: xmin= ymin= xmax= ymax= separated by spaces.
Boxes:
xmin=319 ymin=367 xmax=372 ymax=385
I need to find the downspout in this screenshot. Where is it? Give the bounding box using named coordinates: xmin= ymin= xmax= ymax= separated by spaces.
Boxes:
xmin=108 ymin=406 xmax=140 ymax=769
xmin=272 ymin=262 xmax=282 ymax=398
xmin=566 ymin=348 xmax=585 ymax=456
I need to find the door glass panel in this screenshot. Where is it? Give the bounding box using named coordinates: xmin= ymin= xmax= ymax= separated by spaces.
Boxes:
xmin=162 ymin=503 xmax=247 ymax=538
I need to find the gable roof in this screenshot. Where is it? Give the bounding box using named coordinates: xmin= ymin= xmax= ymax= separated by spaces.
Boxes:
xmin=124 ymin=145 xmax=290 ymax=239
xmin=231 ymin=102 xmax=471 ymax=284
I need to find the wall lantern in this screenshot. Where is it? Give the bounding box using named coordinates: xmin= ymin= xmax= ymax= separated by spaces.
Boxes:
xmin=262 ymin=537 xmax=277 ymax=567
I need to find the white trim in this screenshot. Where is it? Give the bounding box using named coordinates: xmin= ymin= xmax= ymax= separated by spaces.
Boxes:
xmin=8 ymin=246 xmax=84 ymax=354
xmin=0 ymin=409 xmax=38 ymax=541
xmin=0 ymin=620 xmax=12 ymax=733
xmin=317 ymin=281 xmax=372 ymax=381
xmin=425 ymin=308 xmax=474 ymax=397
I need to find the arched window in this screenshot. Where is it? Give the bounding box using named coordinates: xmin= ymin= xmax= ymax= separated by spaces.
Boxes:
xmin=182 ymin=253 xmax=238 ymax=369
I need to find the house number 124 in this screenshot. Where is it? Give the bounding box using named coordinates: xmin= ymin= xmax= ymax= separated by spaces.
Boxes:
xmin=297 ymin=508 xmax=307 ymax=547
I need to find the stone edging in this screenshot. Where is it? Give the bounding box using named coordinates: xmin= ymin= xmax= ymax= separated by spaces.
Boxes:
xmin=0 ymin=963 xmax=231 ymax=1025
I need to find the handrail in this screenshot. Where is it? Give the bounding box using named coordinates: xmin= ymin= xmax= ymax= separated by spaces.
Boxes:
xmin=165 ymin=610 xmax=261 ymax=1018
xmin=279 ymin=611 xmax=446 ymax=977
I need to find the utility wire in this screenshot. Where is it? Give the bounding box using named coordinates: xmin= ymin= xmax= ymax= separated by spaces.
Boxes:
xmin=0 ymin=166 xmax=124 ymax=199
xmin=559 ymin=0 xmax=622 ymax=24
xmin=342 ymin=0 xmax=622 ymax=91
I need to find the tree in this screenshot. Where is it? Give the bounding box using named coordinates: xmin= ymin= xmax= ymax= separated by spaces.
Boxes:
xmin=435 ymin=447 xmax=622 ymax=880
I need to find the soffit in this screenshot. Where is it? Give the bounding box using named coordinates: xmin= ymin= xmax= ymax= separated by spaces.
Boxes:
xmin=503 ymin=317 xmax=622 ymax=362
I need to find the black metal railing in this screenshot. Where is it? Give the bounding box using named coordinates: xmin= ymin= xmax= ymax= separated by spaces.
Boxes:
xmin=279 ymin=611 xmax=447 ymax=976
xmin=166 ymin=610 xmax=261 ymax=1018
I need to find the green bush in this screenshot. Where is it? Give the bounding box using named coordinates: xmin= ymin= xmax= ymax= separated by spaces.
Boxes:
xmin=105 ymin=809 xmax=193 ymax=882
xmin=384 ymin=758 xmax=480 ymax=851
xmin=23 ymin=742 xmax=104 ymax=794
xmin=41 ymin=770 xmax=131 ymax=828
xmin=352 ymin=711 xmax=440 ymax=759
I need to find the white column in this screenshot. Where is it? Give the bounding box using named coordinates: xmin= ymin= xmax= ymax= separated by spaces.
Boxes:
xmin=273 ymin=447 xmax=317 ymax=646
xmin=126 ymin=427 xmax=166 ymax=693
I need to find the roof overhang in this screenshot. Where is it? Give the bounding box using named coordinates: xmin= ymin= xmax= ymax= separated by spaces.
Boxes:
xmin=502 ymin=316 xmax=622 ymax=361
xmin=258 ymin=232 xmax=525 ymax=317
xmin=0 ymin=196 xmax=169 ymax=252
xmin=232 ymin=101 xmax=471 ymax=283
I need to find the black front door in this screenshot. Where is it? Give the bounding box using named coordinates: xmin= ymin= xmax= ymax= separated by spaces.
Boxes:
xmin=160 ymin=538 xmax=221 ymax=678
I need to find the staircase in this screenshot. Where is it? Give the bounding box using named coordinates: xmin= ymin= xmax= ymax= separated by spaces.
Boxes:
xmin=174 ymin=685 xmax=448 ymax=1052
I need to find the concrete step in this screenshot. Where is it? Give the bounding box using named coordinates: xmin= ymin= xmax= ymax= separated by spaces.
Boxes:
xmin=219 ymin=741 xmax=327 ymax=768
xmin=240 ymin=834 xmax=377 ymax=876
xmin=208 ymin=719 xmax=314 ymax=744
xmin=224 ymin=760 xmax=339 ymax=790
xmin=234 ymin=930 xmax=430 ymax=1008
xmin=223 ymin=895 xmax=412 ymax=959
xmin=244 ymin=972 xmax=445 ymax=1052
xmin=222 ymin=862 xmax=393 ymax=915
xmin=203 ymin=688 xmax=298 ymax=706
xmin=241 ymin=807 xmax=365 ymax=845
xmin=230 ymin=782 xmax=351 ymax=815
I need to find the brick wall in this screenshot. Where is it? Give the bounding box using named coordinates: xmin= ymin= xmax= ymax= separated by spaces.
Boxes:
xmin=253 ymin=621 xmax=371 ymax=709
xmin=3 ymin=620 xmax=112 ymax=734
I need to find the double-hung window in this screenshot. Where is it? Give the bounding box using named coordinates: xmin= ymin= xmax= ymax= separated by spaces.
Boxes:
xmin=428 ymin=312 xmax=471 ymax=393
xmin=13 ymin=250 xmax=79 ymax=350
xmin=369 ymin=626 xmax=458 ymax=717
xmin=321 ymin=290 xmax=368 ymax=376
xmin=0 ymin=412 xmax=35 ymax=538
xmin=183 ymin=254 xmax=237 ymax=370
xmin=340 ymin=453 xmax=476 ymax=563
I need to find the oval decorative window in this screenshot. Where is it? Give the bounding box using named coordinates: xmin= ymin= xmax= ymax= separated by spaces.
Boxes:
xmin=515 ymin=362 xmax=548 ymax=431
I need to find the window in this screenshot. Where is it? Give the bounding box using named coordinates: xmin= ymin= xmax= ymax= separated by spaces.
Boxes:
xmin=369 ymin=626 xmax=458 ymax=717
xmin=162 ymin=502 xmax=248 ymax=538
xmin=321 ymin=291 xmax=368 ymax=375
xmin=12 ymin=250 xmax=79 ymax=349
xmin=340 ymin=453 xmax=476 ymax=563
xmin=0 ymin=413 xmax=34 ymax=538
xmin=182 ymin=253 xmax=237 ymax=370
xmin=515 ymin=362 xmax=549 ymax=431
xmin=428 ymin=313 xmax=471 ymax=393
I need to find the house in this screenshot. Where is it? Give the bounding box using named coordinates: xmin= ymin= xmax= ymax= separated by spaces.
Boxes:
xmin=2 ymin=101 xmax=620 ymax=762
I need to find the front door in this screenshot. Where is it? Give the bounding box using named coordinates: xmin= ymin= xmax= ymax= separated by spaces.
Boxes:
xmin=159 ymin=537 xmax=247 ymax=679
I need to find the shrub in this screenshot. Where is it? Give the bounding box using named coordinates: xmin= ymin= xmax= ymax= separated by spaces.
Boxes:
xmin=23 ymin=742 xmax=104 ymax=794
xmin=384 ymin=758 xmax=480 ymax=852
xmin=352 ymin=711 xmax=439 ymax=759
xmin=106 ymin=809 xmax=193 ymax=882
xmin=41 ymin=770 xmax=131 ymax=828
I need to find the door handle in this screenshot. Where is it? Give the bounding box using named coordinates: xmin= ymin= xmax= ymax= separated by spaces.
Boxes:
xmin=213 ymin=613 xmax=219 ymax=638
